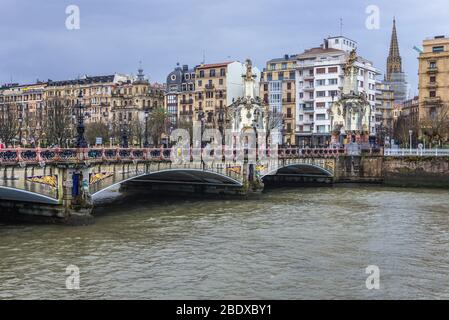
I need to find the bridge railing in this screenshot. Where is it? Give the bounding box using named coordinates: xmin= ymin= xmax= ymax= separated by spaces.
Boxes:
xmin=384 ymin=148 xmax=449 ymax=157
xmin=0 ymin=147 xmax=346 ymax=165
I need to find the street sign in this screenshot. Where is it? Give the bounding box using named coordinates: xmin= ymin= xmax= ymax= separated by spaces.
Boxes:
xmin=96 ymin=137 xmax=103 ymax=145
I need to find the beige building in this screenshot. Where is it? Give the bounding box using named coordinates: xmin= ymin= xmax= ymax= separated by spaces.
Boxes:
xmin=418 ymin=35 xmax=449 ymax=123
xmin=260 ymin=54 xmax=297 ymax=145
xmin=0 ymin=82 xmax=46 ymax=146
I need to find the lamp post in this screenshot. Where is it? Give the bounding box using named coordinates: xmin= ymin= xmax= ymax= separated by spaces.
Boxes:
xmin=120 ymin=117 xmax=129 ymax=148
xmin=409 ymin=129 xmax=413 ymax=152
xmin=144 ymin=109 xmax=149 ymax=148
xmin=74 ymin=89 xmax=88 ymax=148
xmin=218 ymin=106 xmax=226 ymax=161
xmin=198 ymin=107 xmax=205 ymax=149
xmin=18 ymin=116 xmax=23 ymax=147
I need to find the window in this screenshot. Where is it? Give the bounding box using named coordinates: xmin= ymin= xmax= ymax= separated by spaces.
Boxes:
xmin=328 ymin=67 xmax=338 ymax=73
xmin=316 ymin=68 xmax=326 ymax=74
xmin=328 ymin=90 xmax=338 ymax=97
xmin=430 ymin=76 xmax=436 ymax=83
xmin=287 ymin=82 xmax=291 ymax=90
xmin=198 ymin=80 xmax=202 ymax=87
xmin=199 ymin=70 xmax=204 ymax=78
xmin=282 ymin=63 xmax=287 ymax=70
xmin=316 ymin=79 xmax=325 ymax=86
xmin=433 ymin=46 xmax=444 ymax=53
xmin=289 ymin=71 xmax=295 ymax=79
xmin=270 ymin=64 xmax=276 ymax=70
xmin=278 ymin=72 xmax=284 ymax=80
xmin=316 ymin=91 xmax=326 ymax=98
xmin=220 ymin=68 xmax=226 ymax=76
xmin=430 ymin=61 xmax=437 ymax=69
xmin=316 ymin=102 xmax=325 ymax=108
xmin=328 ymin=79 xmax=338 ymax=85
xmin=316 ymin=114 xmax=326 ymax=120
xmin=286 ymin=108 xmax=292 ymax=118
xmin=316 ymin=125 xmax=326 ymax=133
xmin=210 ymin=69 xmax=216 ymax=77
xmin=264 ymin=83 xmax=268 ymax=91
xmin=430 ymin=91 xmax=436 ymax=98
xmin=219 ymin=78 xmax=224 ymax=85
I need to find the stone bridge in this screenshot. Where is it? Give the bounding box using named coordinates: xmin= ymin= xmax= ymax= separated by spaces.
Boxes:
xmin=0 ymin=147 xmax=344 ymax=224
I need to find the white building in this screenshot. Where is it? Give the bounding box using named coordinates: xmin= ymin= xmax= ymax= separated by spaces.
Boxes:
xmin=295 ymin=36 xmax=380 ymax=147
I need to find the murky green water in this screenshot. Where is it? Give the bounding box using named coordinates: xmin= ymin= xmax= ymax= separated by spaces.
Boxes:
xmin=1 ymin=185 xmax=449 ymax=299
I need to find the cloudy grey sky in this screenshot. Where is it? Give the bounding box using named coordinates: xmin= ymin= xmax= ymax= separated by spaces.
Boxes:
xmin=1 ymin=0 xmax=448 ymax=95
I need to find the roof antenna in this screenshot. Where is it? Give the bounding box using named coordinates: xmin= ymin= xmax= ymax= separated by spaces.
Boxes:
xmin=202 ymin=50 xmax=206 ymax=64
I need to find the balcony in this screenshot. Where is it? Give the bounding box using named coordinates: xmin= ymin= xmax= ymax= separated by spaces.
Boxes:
xmin=303 ymin=86 xmax=314 ymax=91
xmin=427 ymin=66 xmax=438 ymax=73
xmin=180 ymin=99 xmax=194 ymax=104
xmin=302 ymin=106 xmax=315 ymax=112
xmin=427 ymin=82 xmax=437 ymax=89
xmin=282 ymin=98 xmax=295 ymax=104
xmin=180 ymin=111 xmax=193 ymax=116
xmin=424 ymin=96 xmax=442 ymax=105
xmin=303 ymin=74 xmax=315 ymax=81
xmin=302 ymin=97 xmax=315 ymax=103
xmin=205 ymin=84 xmax=215 ymax=90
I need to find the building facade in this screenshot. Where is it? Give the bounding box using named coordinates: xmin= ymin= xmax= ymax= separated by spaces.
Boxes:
xmin=260 ymin=54 xmax=297 ymax=145
xmin=295 ymin=36 xmax=379 ymax=147
xmin=418 ymin=35 xmax=449 ymax=123
xmin=375 ymin=81 xmax=395 ymax=145
xmin=165 ymin=64 xmax=196 ymax=125
xmin=0 ymin=82 xmax=46 ymax=146
xmin=194 ymin=61 xmax=260 ymax=129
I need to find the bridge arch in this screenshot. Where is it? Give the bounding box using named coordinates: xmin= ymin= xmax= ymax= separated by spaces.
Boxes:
xmin=0 ymin=186 xmax=60 ymax=205
xmin=261 ymin=163 xmax=334 ymax=179
xmin=91 ymin=168 xmax=243 ymax=197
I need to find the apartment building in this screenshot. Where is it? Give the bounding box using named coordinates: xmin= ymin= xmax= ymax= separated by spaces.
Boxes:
xmin=165 ymin=64 xmax=196 ymax=124
xmin=0 ymin=82 xmax=46 ymax=145
xmin=194 ymin=61 xmax=260 ymax=128
xmin=418 ymin=35 xmax=449 ymax=124
xmin=260 ymin=54 xmax=297 ymax=145
xmin=296 ymin=36 xmax=379 ymax=147
xmin=45 ymin=74 xmax=131 ymax=124
xmin=111 ymin=68 xmax=165 ymax=129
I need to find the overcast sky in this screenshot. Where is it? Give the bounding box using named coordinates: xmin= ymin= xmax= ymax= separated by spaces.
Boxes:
xmin=1 ymin=0 xmax=448 ymax=95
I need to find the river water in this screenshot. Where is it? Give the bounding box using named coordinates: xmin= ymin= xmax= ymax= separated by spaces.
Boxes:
xmin=1 ymin=185 xmax=449 ymax=300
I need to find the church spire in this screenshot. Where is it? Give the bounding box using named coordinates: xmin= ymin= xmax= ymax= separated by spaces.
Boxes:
xmin=386 ymin=18 xmax=402 ymax=81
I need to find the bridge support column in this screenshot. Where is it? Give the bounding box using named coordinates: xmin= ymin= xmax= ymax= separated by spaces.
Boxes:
xmin=56 ymin=166 xmax=93 ymax=224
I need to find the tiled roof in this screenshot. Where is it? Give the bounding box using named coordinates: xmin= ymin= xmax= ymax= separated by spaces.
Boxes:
xmin=196 ymin=62 xmax=233 ymax=69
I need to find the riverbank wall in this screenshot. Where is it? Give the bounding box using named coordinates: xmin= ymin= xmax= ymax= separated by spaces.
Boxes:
xmin=335 ymin=156 xmax=449 ymax=188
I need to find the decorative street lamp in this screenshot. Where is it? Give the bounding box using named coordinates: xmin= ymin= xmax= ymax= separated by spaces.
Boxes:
xmin=198 ymin=107 xmax=205 ymax=148
xmin=144 ymin=109 xmax=150 ymax=148
xmin=120 ymin=117 xmax=129 ymax=148
xmin=18 ymin=115 xmax=23 ymax=147
xmin=409 ymin=129 xmax=413 ymax=152
xmin=74 ymin=89 xmax=88 ymax=148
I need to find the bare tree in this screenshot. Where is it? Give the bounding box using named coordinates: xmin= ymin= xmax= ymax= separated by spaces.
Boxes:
xmin=85 ymin=122 xmax=110 ymax=146
xmin=419 ymin=102 xmax=449 ymax=148
xmin=148 ymin=107 xmax=173 ymax=146
xmin=44 ymin=97 xmax=73 ymax=147
xmin=0 ymin=103 xmax=19 ymax=146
